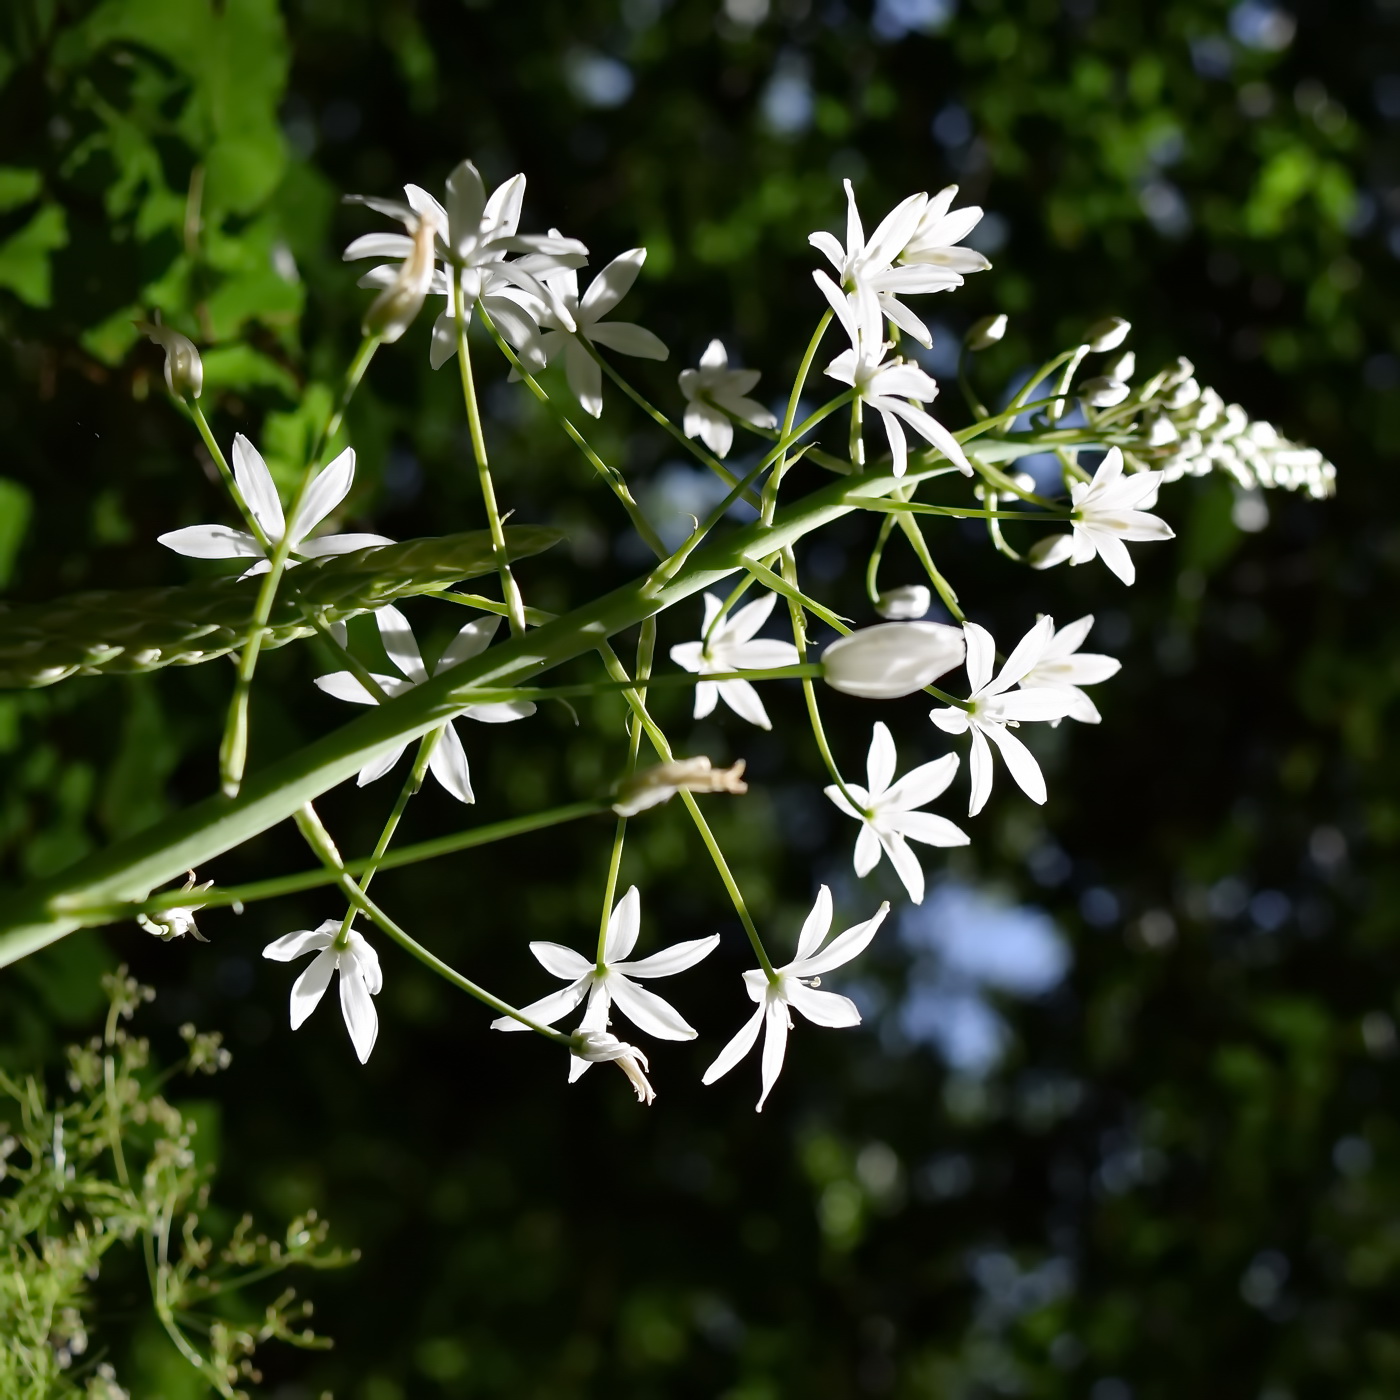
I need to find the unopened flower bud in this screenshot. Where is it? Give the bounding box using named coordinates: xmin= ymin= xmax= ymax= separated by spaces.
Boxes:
xmin=612 ymin=757 xmax=748 ymax=817
xmin=1084 ymin=316 xmax=1130 ymax=352
xmin=363 ymin=208 xmax=444 ymax=343
xmin=875 ymin=584 xmax=932 ymax=620
xmin=571 ymin=1031 xmax=656 ymax=1104
xmin=1080 ymin=376 xmax=1131 ymax=408
xmin=822 ymin=622 xmax=965 ymax=699
xmin=136 ymin=315 xmax=203 ymax=399
xmin=965 ymin=313 xmax=1007 ymax=351
xmin=1163 ymin=355 xmax=1194 ymax=387
xmin=1102 ymin=350 xmax=1135 ymax=382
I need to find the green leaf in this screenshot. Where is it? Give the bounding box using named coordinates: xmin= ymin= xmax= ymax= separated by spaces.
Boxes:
xmin=0 ymin=203 xmax=68 ymax=307
xmin=0 ymin=478 xmax=32 ymax=590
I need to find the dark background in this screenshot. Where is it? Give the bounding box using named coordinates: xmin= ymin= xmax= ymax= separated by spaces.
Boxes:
xmin=2 ymin=0 xmax=1398 ymax=1395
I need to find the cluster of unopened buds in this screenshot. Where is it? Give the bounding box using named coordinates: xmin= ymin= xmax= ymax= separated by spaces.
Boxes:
xmin=126 ymin=155 xmax=1335 ymax=1111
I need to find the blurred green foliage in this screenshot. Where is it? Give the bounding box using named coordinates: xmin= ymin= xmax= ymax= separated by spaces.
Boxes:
xmin=3 ymin=0 xmax=1400 ymax=1396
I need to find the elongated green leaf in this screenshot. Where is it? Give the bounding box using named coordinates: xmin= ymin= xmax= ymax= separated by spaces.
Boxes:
xmin=0 ymin=526 xmax=562 ymax=689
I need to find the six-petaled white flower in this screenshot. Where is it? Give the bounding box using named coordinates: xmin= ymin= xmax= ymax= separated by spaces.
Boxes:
xmin=531 ymin=249 xmax=669 ymax=417
xmin=1017 ymin=615 xmax=1122 ymax=725
xmin=158 ymin=435 xmax=392 ymax=577
xmin=314 ymin=604 xmax=534 ymax=802
xmin=898 ymin=184 xmax=992 ymax=279
xmin=824 ymin=722 xmax=967 ymax=904
xmin=703 ymin=886 xmax=888 ymax=1112
xmin=491 ymin=886 xmax=718 ymax=1082
xmin=263 ymin=920 xmax=383 ymax=1064
xmin=678 ymin=339 xmax=777 ymax=457
xmin=670 ymin=591 xmax=799 ymax=730
xmin=1031 ymin=448 xmax=1174 ymax=585
xmin=930 ymin=618 xmax=1078 ymax=816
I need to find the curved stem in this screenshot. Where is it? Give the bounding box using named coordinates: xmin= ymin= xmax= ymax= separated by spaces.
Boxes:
xmin=762 ymin=308 xmax=833 ymax=525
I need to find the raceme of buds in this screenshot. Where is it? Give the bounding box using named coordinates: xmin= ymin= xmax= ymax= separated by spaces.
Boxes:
xmin=822 ymin=622 xmax=965 ymax=699
xmin=136 ymin=316 xmax=203 ymax=399
xmin=612 ymin=757 xmax=749 ymax=817
xmin=1080 ymin=376 xmax=1131 ymax=408
xmin=965 ymin=313 xmax=1007 ymax=351
xmin=1085 ymin=316 xmax=1131 ymax=352
xmin=875 ymin=584 xmax=932 ymax=620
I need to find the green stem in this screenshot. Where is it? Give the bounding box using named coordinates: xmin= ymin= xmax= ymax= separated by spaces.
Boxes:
xmin=188 ymin=402 xmax=272 ymax=552
xmin=761 ymin=308 xmax=832 ymax=525
xmin=865 ymin=514 xmax=898 ymax=606
xmin=894 ymin=506 xmax=964 ymax=623
xmin=453 ymin=274 xmax=527 ymax=637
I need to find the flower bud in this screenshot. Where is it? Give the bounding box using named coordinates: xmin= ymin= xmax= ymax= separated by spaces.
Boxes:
xmin=363 ymin=208 xmax=443 ymax=343
xmin=965 ymin=313 xmax=1007 ymax=351
xmin=1079 ymin=376 xmax=1131 ymax=408
xmin=1102 ymin=350 xmax=1135 ymax=382
xmin=1084 ymin=316 xmax=1130 ymax=352
xmin=821 ymin=622 xmax=964 ymax=699
xmin=612 ymin=757 xmax=748 ymax=817
xmin=136 ymin=316 xmax=203 ymax=399
xmin=875 ymin=584 xmax=931 ymax=620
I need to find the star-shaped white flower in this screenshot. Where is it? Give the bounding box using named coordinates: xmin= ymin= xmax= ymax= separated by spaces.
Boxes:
xmin=314 ymin=604 xmax=534 ymax=802
xmin=809 ymin=180 xmax=962 ymax=347
xmin=263 ymin=919 xmax=383 ymax=1064
xmin=1031 ymin=448 xmax=1175 ymax=585
xmin=490 ymin=887 xmax=718 ymax=1082
xmin=344 ymin=160 xmax=588 ymax=371
xmin=531 ymin=249 xmax=669 ymax=417
xmin=702 ymin=886 xmax=888 ymax=1112
xmin=1017 ymin=615 xmax=1121 ymax=725
xmin=678 ymin=339 xmax=777 ymax=457
xmin=824 ymin=722 xmax=968 ymax=904
xmin=898 ymin=184 xmax=992 ymax=277
xmin=158 ymin=435 xmax=391 ymax=576
xmin=669 ymin=591 xmax=800 ymax=730
xmin=929 ymin=618 xmax=1078 ymax=816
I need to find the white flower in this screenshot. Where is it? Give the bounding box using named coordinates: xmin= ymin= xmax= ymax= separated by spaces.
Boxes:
xmin=158 ymin=434 xmax=392 ymax=577
xmin=669 ymin=591 xmax=799 ymax=730
xmin=1031 ymin=448 xmax=1174 ymax=585
xmin=263 ymin=919 xmax=382 ymax=1064
xmin=569 ymin=1030 xmax=656 ymax=1104
xmin=898 ymin=184 xmax=992 ymax=277
xmin=875 ymin=584 xmax=931 ymax=620
xmin=490 ymin=886 xmax=718 ymax=1069
xmin=825 ymin=723 xmax=967 ymax=904
xmin=809 ymin=180 xmax=964 ymax=346
xmin=818 ymin=305 xmax=972 ymax=478
xmin=678 ymin=339 xmax=777 ymax=457
xmin=929 ymin=618 xmax=1078 ymax=816
xmin=137 ymin=870 xmax=212 ymax=942
xmin=532 ymin=249 xmax=669 ymax=417
xmin=702 ymin=886 xmax=888 ymax=1112
xmin=136 ymin=314 xmax=203 ymax=398
xmin=314 ymin=604 xmax=534 ymax=802
xmin=612 ymin=756 xmax=748 ymax=816
xmin=1017 ymin=615 xmax=1121 ymax=725
xmin=822 ymin=621 xmax=965 ymax=699
xmin=344 ymin=160 xmax=588 ymax=371
xmin=345 ymin=197 xmax=445 ymax=343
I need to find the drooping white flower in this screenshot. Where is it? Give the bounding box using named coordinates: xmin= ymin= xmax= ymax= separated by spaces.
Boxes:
xmin=875 ymin=584 xmax=931 ymax=620
xmin=343 ymin=196 xmax=446 ymax=343
xmin=1030 ymin=448 xmax=1174 ymax=585
xmin=703 ymin=886 xmax=888 ymax=1112
xmin=822 ymin=621 xmax=965 ymax=699
xmin=137 ymin=870 xmax=212 ymax=942
xmin=612 ymin=756 xmax=748 ymax=817
xmin=344 ymin=160 xmax=588 ymax=371
xmin=929 ymin=618 xmax=1078 ymax=816
xmin=1016 ymin=615 xmax=1121 ymax=725
xmin=531 ymin=249 xmax=669 ymax=417
xmin=898 ymin=184 xmax=992 ymax=279
xmin=809 ymin=180 xmax=963 ymax=347
xmin=818 ymin=300 xmax=972 ymax=478
xmin=158 ymin=435 xmax=392 ymax=576
xmin=824 ymin=723 xmax=967 ymax=904
xmin=262 ymin=919 xmax=382 ymax=1064
xmin=136 ymin=313 xmax=203 ymax=399
xmin=678 ymin=339 xmax=777 ymax=457
xmin=314 ymin=605 xmax=534 ymax=802
xmin=491 ymin=886 xmax=718 ymax=1079
xmin=669 ymin=591 xmax=799 ymax=730
xmin=569 ymin=1030 xmax=656 ymax=1104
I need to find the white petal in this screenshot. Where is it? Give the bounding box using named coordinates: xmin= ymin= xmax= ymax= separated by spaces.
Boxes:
xmin=620 ymin=933 xmax=720 ymax=979
xmin=491 ymin=977 xmax=590 ymax=1031
xmin=989 ymin=615 xmax=1056 ymax=694
xmin=609 ymin=975 xmax=697 ymax=1040
xmin=889 ymin=810 xmax=969 ymax=848
xmin=790 ymin=903 xmax=888 ymax=978
xmin=588 ymin=321 xmax=668 ymax=360
xmin=356 ymin=742 xmax=408 ymax=787
xmin=794 ymin=884 xmax=834 ymax=962
xmin=929 ymin=705 xmax=971 ymax=735
xmin=963 ymin=622 xmax=995 ymax=694
xmin=339 ymin=964 xmax=379 ymax=1063
xmin=720 ymin=590 xmax=778 ymax=646
xmin=1084 ymin=528 xmax=1137 ymax=585
xmin=604 ymin=884 xmax=641 ymax=962
xmin=785 ymin=980 xmax=862 ymax=1028
xmin=579 ymin=248 xmax=645 ymax=319
xmin=290 ymin=447 xmax=356 ymax=544
xmin=726 ymin=639 xmax=800 ymax=669
xmin=462 ymin=700 xmax=536 ymax=724
xmin=716 ymin=678 xmax=773 ymax=730
xmin=158 ymin=524 xmax=264 ymax=559
xmin=756 ymin=1003 xmax=790 ymax=1113
xmin=342 ymin=232 xmax=415 ymax=262
xmin=882 ymin=753 xmax=959 ymax=810
xmin=436 ymin=614 xmax=503 ymax=673
xmin=315 ymin=672 xmax=385 ymax=705
xmin=427 ymin=722 xmax=474 ymax=803
xmin=995 ymin=687 xmax=1078 ymax=723
xmin=375 ymin=603 xmax=429 ymax=683
xmin=296 ymin=532 xmax=394 ymax=559
xmin=263 ymin=926 xmax=335 ymax=961
xmin=702 ymin=1000 xmax=766 ymax=1084
xmin=232 ymin=434 xmax=285 ymax=539
xmin=982 ymin=722 xmax=1047 ymax=804
xmin=866 ymin=722 xmax=897 ymax=796
xmin=529 ymin=942 xmax=594 ymax=980
xmin=692 ymin=679 xmax=719 ymax=719
xmin=967 ymin=725 xmax=993 ymax=816
xmin=854 ymin=821 xmax=883 ymax=877
xmin=289 ymin=947 xmax=337 ymax=1030
xmin=563 ymin=338 xmax=604 ymax=418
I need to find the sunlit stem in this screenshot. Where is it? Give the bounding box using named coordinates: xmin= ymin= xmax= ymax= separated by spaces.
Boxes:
xmin=742 ymin=555 xmax=850 ymax=636
xmin=294 ymin=802 xmax=568 ymax=1041
xmin=217 ymin=334 xmax=380 ymax=797
xmin=597 ymin=620 xmax=653 ymax=966
xmin=596 ymin=639 xmax=777 ymax=980
xmin=1007 ymin=348 xmax=1078 ymax=415
xmin=863 ymin=501 xmax=1070 ymax=521
xmin=889 ymin=494 xmax=964 ymax=622
xmin=452 ymin=274 xmax=527 ymax=637
xmin=479 ymin=305 xmax=667 ymax=561
xmin=424 ymin=589 xmax=557 ymax=626
xmin=188 ymin=401 xmax=272 ymax=552
xmin=957 ymin=342 xmax=990 ymax=421
xmin=1047 ymin=345 xmax=1089 ymax=424
xmin=982 ymin=488 xmax=1022 ymax=561
xmin=335 ymin=730 xmax=440 ymax=949
xmin=849 ymin=394 xmax=865 ymax=469
xmin=762 ymin=308 xmax=833 ymax=525
xmin=865 ymin=513 xmax=898 ymax=606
